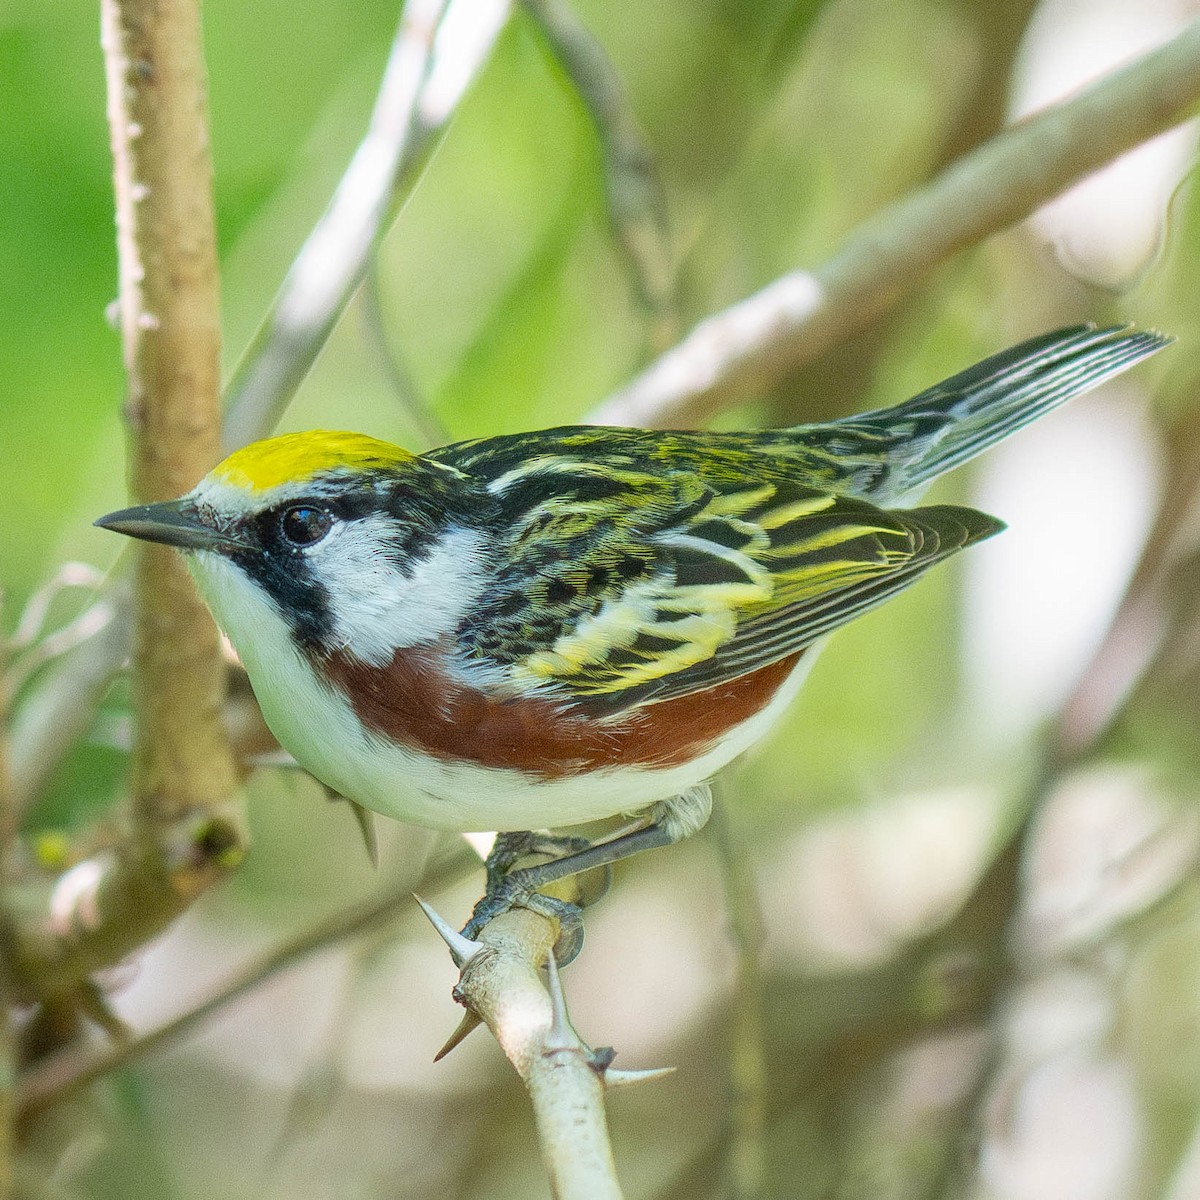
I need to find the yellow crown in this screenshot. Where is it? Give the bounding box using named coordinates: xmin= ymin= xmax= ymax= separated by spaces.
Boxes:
xmin=212 ymin=431 xmax=415 ymax=492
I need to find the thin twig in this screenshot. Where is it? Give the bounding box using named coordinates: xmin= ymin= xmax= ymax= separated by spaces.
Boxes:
xmin=590 ymin=20 xmax=1200 ymax=428
xmin=358 ymin=263 xmax=449 ymax=449
xmin=220 ymin=0 xmax=513 ymax=452
xmin=520 ymin=0 xmax=676 ymax=350
xmin=707 ymin=791 xmax=767 ymax=1200
xmin=7 ymin=601 xmax=127 ymax=818
xmin=1 ymin=617 xmax=17 ymax=1196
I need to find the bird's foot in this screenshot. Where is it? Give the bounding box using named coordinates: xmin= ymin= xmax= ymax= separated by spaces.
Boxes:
xmin=463 ymin=829 xmax=617 ymax=965
xmin=461 ymin=881 xmax=586 ymax=965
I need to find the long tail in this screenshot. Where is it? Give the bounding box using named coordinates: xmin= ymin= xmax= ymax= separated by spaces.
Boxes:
xmin=795 ymin=325 xmax=1171 ymax=502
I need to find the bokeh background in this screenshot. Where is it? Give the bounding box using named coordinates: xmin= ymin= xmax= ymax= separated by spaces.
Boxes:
xmin=6 ymin=0 xmax=1200 ymax=1196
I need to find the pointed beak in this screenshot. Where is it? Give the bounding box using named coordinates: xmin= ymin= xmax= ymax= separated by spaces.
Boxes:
xmin=94 ymin=499 xmax=244 ymax=553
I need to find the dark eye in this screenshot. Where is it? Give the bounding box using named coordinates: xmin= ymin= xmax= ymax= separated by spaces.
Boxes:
xmin=280 ymin=505 xmax=332 ymax=546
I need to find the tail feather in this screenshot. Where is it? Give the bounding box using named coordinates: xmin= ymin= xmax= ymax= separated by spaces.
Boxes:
xmin=803 ymin=325 xmax=1171 ymax=501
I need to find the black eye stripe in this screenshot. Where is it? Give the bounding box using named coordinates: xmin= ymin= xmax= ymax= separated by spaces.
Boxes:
xmin=281 ymin=505 xmax=333 ymax=546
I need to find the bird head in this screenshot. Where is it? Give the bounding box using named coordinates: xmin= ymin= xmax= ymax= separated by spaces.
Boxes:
xmin=96 ymin=431 xmax=490 ymax=666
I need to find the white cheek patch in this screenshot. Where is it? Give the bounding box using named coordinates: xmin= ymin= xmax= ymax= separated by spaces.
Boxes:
xmin=310 ymin=518 xmax=487 ymax=665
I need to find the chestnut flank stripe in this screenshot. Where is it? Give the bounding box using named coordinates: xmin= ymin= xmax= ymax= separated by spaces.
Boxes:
xmin=323 ymin=646 xmax=803 ymax=778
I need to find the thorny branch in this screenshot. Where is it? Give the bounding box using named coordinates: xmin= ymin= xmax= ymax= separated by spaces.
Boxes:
xmin=418 ymin=901 xmax=675 ymax=1200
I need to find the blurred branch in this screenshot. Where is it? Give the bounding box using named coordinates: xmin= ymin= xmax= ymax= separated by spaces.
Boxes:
xmin=521 ymin=0 xmax=676 ymax=350
xmin=708 ymin=793 xmax=767 ymax=1200
xmin=1054 ymin=402 xmax=1200 ymax=759
xmin=1 ymin=627 xmax=17 ymax=1195
xmin=8 ymin=817 xmax=241 ymax=1006
xmin=358 ymin=264 xmax=449 ymax=449
xmin=15 ymin=837 xmax=475 ymax=1123
xmin=6 ymin=597 xmax=127 ymax=820
xmin=764 ymin=0 xmax=1040 ymax=431
xmin=936 ymin=0 xmax=1043 ymax=165
xmin=220 ymin=0 xmax=513 ymax=452
xmin=0 ymin=0 xmax=249 ymax=1037
xmin=591 ymin=19 xmax=1200 ymax=428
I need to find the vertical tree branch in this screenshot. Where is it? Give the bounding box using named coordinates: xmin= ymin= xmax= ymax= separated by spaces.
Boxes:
xmin=1 ymin=0 xmax=249 ymax=1030
xmin=100 ymin=0 xmax=240 ymax=839
xmin=707 ymin=797 xmax=767 ymax=1200
xmin=520 ymin=0 xmax=676 ymax=348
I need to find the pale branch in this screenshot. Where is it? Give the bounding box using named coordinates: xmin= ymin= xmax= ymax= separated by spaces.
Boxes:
xmin=101 ymin=0 xmax=240 ymax=835
xmin=0 ymin=0 xmax=251 ymax=1051
xmin=8 ymin=598 xmax=127 ymax=817
xmin=521 ymin=0 xmax=676 ymax=346
xmin=428 ymin=906 xmax=626 ymax=1200
xmin=220 ymin=0 xmax=513 ymax=452
xmin=590 ymin=19 xmax=1200 ymax=428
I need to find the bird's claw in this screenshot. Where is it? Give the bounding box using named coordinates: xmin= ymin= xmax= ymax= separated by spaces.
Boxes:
xmin=460 ymin=881 xmax=586 ymax=965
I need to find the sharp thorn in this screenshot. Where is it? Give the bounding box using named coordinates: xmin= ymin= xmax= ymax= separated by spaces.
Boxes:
xmin=543 ymin=947 xmax=580 ymax=1052
xmin=413 ymin=894 xmax=482 ymax=967
xmin=604 ymin=1065 xmax=677 ymax=1089
xmin=434 ymin=1010 xmax=483 ymax=1061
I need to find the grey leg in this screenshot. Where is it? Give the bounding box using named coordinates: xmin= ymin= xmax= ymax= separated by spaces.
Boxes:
xmin=461 ymin=784 xmax=712 ymax=963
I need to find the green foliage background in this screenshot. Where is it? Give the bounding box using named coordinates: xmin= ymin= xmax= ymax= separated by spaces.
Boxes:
xmin=5 ymin=0 xmax=1200 ymax=1197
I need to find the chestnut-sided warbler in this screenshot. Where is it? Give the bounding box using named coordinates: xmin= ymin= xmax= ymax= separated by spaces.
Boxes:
xmin=97 ymin=325 xmax=1167 ymax=945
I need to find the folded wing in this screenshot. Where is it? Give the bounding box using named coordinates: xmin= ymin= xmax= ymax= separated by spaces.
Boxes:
xmin=504 ymin=476 xmax=1002 ymax=713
